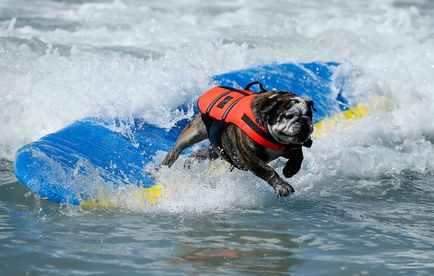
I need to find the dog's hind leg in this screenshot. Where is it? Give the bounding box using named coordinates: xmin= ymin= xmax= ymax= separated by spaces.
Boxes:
xmin=183 ymin=148 xmax=219 ymax=169
xmin=162 ymin=114 xmax=208 ymax=167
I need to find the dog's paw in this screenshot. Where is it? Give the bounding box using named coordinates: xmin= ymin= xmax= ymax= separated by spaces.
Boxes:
xmin=283 ymin=169 xmax=297 ymax=178
xmin=274 ymin=183 xmax=295 ymax=198
xmin=162 ymin=151 xmax=178 ymax=167
xmin=183 ymin=157 xmax=196 ymax=169
xmin=283 ymin=164 xmax=301 ymax=178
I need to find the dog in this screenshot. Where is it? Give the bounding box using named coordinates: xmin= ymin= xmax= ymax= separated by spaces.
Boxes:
xmin=162 ymin=83 xmax=314 ymax=197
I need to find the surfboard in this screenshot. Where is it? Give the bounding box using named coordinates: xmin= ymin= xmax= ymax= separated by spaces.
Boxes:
xmin=14 ymin=62 xmax=364 ymax=206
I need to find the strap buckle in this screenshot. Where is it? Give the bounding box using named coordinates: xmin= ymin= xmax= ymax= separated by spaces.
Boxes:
xmin=302 ymin=138 xmax=313 ymax=148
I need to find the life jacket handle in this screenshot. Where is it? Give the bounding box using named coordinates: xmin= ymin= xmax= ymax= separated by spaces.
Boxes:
xmin=244 ymin=81 xmax=267 ymax=93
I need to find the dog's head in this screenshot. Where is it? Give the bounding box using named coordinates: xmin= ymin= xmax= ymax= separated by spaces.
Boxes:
xmin=254 ymin=91 xmax=314 ymax=145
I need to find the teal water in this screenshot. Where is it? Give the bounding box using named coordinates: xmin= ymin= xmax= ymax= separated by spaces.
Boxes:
xmin=1 ymin=0 xmax=434 ymax=275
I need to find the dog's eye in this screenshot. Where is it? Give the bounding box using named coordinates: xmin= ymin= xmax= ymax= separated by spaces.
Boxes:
xmin=284 ymin=114 xmax=294 ymax=120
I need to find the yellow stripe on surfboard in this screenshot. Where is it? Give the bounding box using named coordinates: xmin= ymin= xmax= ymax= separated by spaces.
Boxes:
xmin=81 ymin=184 xmax=163 ymax=210
xmin=313 ymin=104 xmax=372 ymax=138
xmin=313 ymin=96 xmax=389 ymax=138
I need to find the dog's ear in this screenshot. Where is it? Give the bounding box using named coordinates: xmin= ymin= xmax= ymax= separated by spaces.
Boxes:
xmin=305 ymin=97 xmax=317 ymax=112
xmin=257 ymin=95 xmax=282 ymax=124
xmin=259 ymin=94 xmax=280 ymax=114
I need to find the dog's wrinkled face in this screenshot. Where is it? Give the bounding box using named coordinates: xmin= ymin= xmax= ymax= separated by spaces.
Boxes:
xmin=260 ymin=92 xmax=314 ymax=145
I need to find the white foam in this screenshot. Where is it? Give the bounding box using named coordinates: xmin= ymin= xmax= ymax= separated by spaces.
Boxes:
xmin=0 ymin=40 xmax=249 ymax=159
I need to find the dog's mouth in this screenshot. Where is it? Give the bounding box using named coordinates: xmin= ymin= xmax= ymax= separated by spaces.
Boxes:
xmin=278 ymin=130 xmax=310 ymax=142
xmin=269 ymin=117 xmax=313 ymax=145
xmin=275 ymin=123 xmax=313 ymax=144
xmin=278 ymin=131 xmax=298 ymax=138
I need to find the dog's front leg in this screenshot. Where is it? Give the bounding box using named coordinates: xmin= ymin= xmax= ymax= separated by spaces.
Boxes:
xmin=246 ymin=154 xmax=295 ymax=197
xmin=162 ymin=114 xmax=208 ymax=167
xmin=282 ymin=148 xmax=303 ymax=178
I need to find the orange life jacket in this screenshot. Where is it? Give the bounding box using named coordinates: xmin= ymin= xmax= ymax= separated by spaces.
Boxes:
xmin=198 ymin=86 xmax=288 ymax=151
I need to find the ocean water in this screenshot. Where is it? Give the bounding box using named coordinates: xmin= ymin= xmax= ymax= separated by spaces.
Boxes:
xmin=1 ymin=0 xmax=434 ymax=274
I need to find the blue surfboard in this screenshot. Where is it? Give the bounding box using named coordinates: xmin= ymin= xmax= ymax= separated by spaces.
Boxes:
xmin=14 ymin=62 xmax=353 ymax=205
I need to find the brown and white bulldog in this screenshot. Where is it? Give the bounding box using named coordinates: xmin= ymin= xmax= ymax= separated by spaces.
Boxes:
xmin=162 ymin=85 xmax=314 ymax=197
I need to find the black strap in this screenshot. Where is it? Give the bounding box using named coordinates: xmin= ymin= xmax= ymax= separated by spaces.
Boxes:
xmin=222 ymin=98 xmax=242 ymax=120
xmin=302 ymin=138 xmax=313 ymax=148
xmin=244 ymin=81 xmax=267 ymax=93
xmin=206 ymin=87 xmax=252 ymax=116
xmin=241 ymin=114 xmax=276 ymax=143
xmin=206 ymin=91 xmax=231 ymax=115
